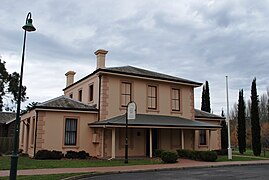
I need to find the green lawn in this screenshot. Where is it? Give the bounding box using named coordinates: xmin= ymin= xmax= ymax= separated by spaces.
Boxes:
xmin=216 ymin=155 xmax=267 ymax=162
xmin=233 ymin=149 xmax=269 ymax=158
xmin=217 ymin=148 xmax=269 ymax=162
xmin=0 ymin=173 xmax=90 ymax=180
xmin=0 ymin=156 xmax=161 ymax=170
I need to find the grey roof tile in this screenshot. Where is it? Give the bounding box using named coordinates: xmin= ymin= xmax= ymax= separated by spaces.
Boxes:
xmin=35 ymin=95 xmax=97 ymax=111
xmin=194 ymin=109 xmax=225 ymax=119
xmin=64 ymin=65 xmax=202 ymax=90
xmin=105 ymin=66 xmax=202 ymax=86
xmin=90 ymin=114 xmax=220 ymax=129
xmin=0 ymin=112 xmax=16 ymax=124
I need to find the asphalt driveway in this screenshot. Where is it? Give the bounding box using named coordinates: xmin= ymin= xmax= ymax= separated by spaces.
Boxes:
xmin=83 ymin=164 xmax=269 ymax=180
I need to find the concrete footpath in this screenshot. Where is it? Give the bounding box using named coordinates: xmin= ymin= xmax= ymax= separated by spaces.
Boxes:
xmin=1 ymin=159 xmax=269 ymax=177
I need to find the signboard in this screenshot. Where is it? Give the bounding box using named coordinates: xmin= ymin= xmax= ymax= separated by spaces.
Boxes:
xmin=127 ymin=101 xmax=136 ymax=120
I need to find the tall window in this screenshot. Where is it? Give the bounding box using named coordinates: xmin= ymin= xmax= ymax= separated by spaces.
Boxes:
xmin=171 ymin=88 xmax=180 ymax=111
xmin=199 ymin=130 xmax=207 ymax=145
xmin=78 ymin=89 xmax=82 ymax=101
xmin=89 ymin=84 xmax=94 ymax=102
xmin=121 ymin=82 xmax=132 ymax=107
xmin=69 ymin=93 xmax=73 ymax=99
xmin=147 ymin=85 xmax=157 ymax=109
xmin=64 ymin=118 xmax=77 ymax=146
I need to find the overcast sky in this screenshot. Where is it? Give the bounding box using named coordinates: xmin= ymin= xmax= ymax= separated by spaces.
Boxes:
xmin=1 ymin=0 xmax=269 ymax=115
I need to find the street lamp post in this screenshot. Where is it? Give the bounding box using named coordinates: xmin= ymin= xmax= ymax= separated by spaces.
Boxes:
xmin=9 ymin=12 xmax=36 ymax=180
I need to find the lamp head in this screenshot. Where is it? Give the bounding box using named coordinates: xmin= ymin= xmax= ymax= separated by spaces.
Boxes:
xmin=22 ymin=18 xmax=36 ymax=32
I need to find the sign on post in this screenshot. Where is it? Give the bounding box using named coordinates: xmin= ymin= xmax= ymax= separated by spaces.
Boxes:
xmin=127 ymin=101 xmax=136 ymax=120
xmin=125 ymin=101 xmax=136 ymax=164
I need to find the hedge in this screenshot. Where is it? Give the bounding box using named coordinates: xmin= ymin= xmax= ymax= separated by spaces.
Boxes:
xmin=153 ymin=149 xmax=164 ymax=157
xmin=35 ymin=150 xmax=63 ymax=160
xmin=65 ymin=150 xmax=89 ymax=159
xmin=176 ymin=149 xmax=217 ymax=162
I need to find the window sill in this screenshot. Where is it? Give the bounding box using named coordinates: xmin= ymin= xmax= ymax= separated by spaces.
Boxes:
xmin=171 ymin=110 xmax=182 ymax=114
xmin=146 ymin=109 xmax=159 ymax=113
xmin=62 ymin=145 xmax=79 ymax=149
xmin=198 ymin=145 xmax=208 ymax=148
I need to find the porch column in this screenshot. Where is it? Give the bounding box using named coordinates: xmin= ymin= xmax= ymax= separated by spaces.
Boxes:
xmin=150 ymin=128 xmax=153 ymax=158
xmin=209 ymin=130 xmax=211 ymax=151
xmin=111 ymin=128 xmax=116 ymax=159
xmin=181 ymin=129 xmax=185 ymax=149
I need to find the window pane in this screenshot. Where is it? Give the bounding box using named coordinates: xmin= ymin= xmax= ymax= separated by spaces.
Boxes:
xmin=89 ymin=85 xmax=93 ymax=101
xmin=65 ymin=118 xmax=77 ymax=145
xmin=199 ymin=130 xmax=207 ymax=145
xmin=78 ymin=90 xmax=82 ymax=101
xmin=148 ymin=85 xmax=157 ymax=109
xmin=172 ymin=88 xmax=180 ymax=111
xmin=121 ymin=82 xmax=132 ymax=107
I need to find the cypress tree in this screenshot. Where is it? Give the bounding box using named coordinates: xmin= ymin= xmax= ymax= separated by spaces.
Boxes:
xmin=220 ymin=109 xmax=228 ymax=149
xmin=251 ymin=78 xmax=261 ymax=156
xmin=201 ymin=81 xmax=211 ymax=113
xmin=237 ymin=89 xmax=246 ymax=154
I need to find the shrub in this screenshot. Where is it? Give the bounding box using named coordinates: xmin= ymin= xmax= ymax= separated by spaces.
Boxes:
xmin=65 ymin=151 xmax=78 ymax=159
xmin=200 ymin=151 xmax=217 ymax=162
xmin=35 ymin=150 xmax=50 ymax=159
xmin=78 ymin=151 xmax=89 ymax=159
xmin=65 ymin=150 xmax=89 ymax=159
xmin=153 ymin=149 xmax=164 ymax=157
xmin=50 ymin=150 xmax=64 ymax=159
xmin=161 ymin=151 xmax=178 ymax=163
xmin=35 ymin=149 xmax=63 ymax=160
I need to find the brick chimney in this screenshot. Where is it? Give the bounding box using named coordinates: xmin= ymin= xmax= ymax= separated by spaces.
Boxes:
xmin=65 ymin=71 xmax=76 ymax=87
xmin=94 ymin=49 xmax=108 ymax=69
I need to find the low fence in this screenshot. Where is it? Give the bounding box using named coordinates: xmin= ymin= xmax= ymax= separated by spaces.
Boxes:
xmin=0 ymin=137 xmax=14 ymax=154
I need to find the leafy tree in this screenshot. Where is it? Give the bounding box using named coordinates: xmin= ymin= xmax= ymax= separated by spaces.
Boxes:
xmin=22 ymin=102 xmax=39 ymax=113
xmin=220 ymin=109 xmax=228 ymax=149
xmin=201 ymin=81 xmax=211 ymax=113
xmin=251 ymin=78 xmax=261 ymax=156
xmin=0 ymin=59 xmax=9 ymax=111
xmin=259 ymin=93 xmax=268 ymax=123
xmin=237 ymin=89 xmax=246 ymax=154
xmin=8 ymin=72 xmax=27 ymax=103
xmin=0 ymin=58 xmax=27 ymax=111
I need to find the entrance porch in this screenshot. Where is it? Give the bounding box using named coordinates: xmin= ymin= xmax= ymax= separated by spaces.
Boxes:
xmin=89 ymin=114 xmax=220 ymax=159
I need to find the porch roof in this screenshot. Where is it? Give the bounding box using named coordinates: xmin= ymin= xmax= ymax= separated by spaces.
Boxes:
xmin=89 ymin=114 xmax=221 ymax=129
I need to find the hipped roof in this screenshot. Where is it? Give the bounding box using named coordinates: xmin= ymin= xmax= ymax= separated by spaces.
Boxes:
xmin=33 ymin=95 xmax=98 ymax=112
xmin=64 ymin=66 xmax=202 ymax=91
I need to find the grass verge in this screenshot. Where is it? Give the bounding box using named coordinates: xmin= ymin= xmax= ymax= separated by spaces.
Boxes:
xmin=233 ymin=149 xmax=269 ymax=158
xmin=0 ymin=156 xmax=161 ymax=170
xmin=217 ymin=155 xmax=268 ymax=162
xmin=0 ymin=173 xmax=90 ymax=180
